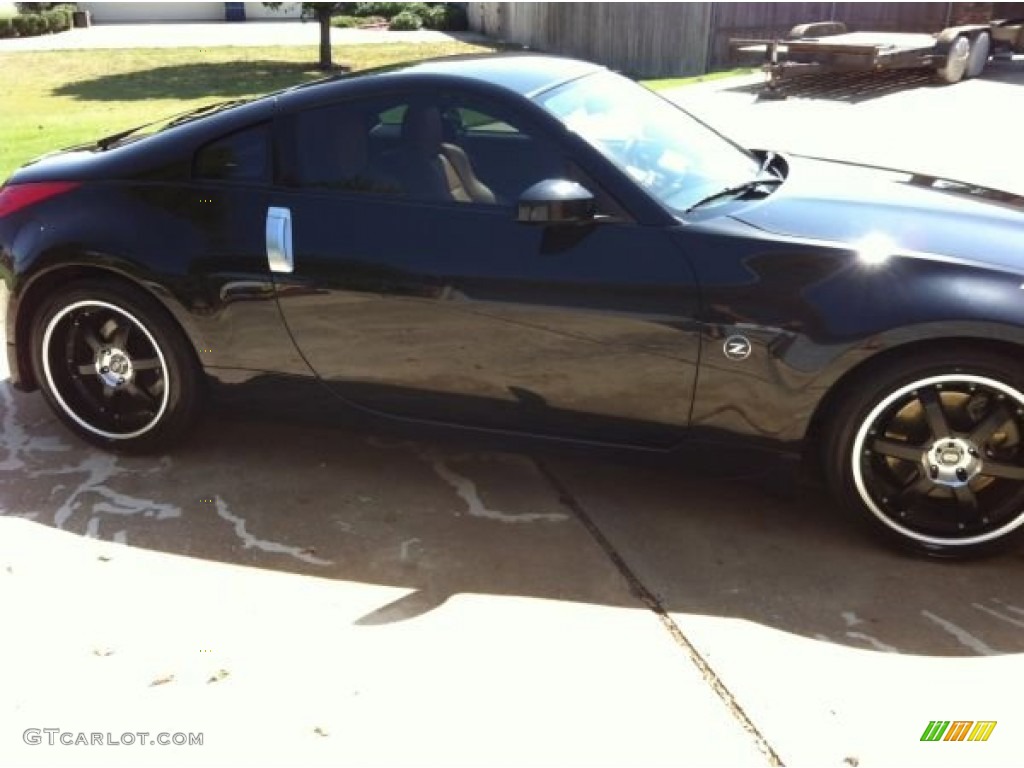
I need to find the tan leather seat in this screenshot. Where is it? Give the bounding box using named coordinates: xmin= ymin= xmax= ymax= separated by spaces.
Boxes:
xmin=394 ymin=106 xmax=496 ymax=204
xmin=440 ymin=142 xmax=496 ymax=204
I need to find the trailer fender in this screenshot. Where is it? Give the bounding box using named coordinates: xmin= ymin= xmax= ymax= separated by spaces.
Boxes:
xmin=788 ymin=21 xmax=847 ymax=39
xmin=935 ymin=24 xmax=991 ymax=52
xmin=989 ymin=18 xmax=1024 ymax=52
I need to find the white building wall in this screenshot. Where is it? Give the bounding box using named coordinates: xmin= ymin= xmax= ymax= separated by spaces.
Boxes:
xmin=244 ymin=2 xmax=301 ymax=19
xmin=78 ymin=2 xmax=225 ymax=22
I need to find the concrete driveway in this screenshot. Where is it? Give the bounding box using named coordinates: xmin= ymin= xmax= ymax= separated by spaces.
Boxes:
xmin=3 ymin=60 xmax=1024 ymax=768
xmin=665 ymin=57 xmax=1024 ymax=195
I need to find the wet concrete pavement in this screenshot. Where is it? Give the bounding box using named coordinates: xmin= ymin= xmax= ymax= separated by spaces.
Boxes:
xmin=2 ymin=365 xmax=1022 ymax=766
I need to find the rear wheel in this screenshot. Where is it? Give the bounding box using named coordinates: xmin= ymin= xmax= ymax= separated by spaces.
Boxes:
xmin=30 ymin=280 xmax=203 ymax=453
xmin=825 ymin=349 xmax=1024 ymax=557
xmin=936 ymin=35 xmax=971 ymax=83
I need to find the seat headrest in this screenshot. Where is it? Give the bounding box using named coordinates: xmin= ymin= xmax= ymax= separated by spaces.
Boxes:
xmin=401 ymin=105 xmax=443 ymax=154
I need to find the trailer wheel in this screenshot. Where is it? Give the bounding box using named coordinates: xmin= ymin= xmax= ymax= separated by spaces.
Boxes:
xmin=965 ymin=32 xmax=990 ymax=78
xmin=936 ymin=35 xmax=971 ymax=83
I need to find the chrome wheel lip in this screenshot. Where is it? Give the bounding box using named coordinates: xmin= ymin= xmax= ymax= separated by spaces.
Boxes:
xmin=41 ymin=300 xmax=170 ymax=440
xmin=852 ymin=373 xmax=1024 ymax=547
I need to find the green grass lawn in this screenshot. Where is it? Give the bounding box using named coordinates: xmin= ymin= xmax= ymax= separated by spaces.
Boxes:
xmin=0 ymin=42 xmax=497 ymax=182
xmin=641 ymin=67 xmax=755 ymax=91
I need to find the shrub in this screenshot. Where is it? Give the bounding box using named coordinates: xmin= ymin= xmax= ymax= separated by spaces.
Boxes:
xmin=6 ymin=6 xmax=71 ymax=36
xmin=418 ymin=4 xmax=444 ymax=29
xmin=388 ymin=9 xmax=422 ymax=30
xmin=27 ymin=11 xmax=47 ymax=33
xmin=402 ymin=2 xmax=430 ymax=18
xmin=353 ymin=2 xmax=407 ymax=19
xmin=41 ymin=7 xmax=70 ymax=31
xmin=12 ymin=12 xmax=39 ymax=34
xmin=413 ymin=3 xmax=469 ymax=31
xmin=330 ymin=14 xmax=360 ymax=28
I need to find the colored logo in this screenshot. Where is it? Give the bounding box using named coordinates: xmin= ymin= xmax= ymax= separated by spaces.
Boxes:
xmin=921 ymin=721 xmax=997 ymax=742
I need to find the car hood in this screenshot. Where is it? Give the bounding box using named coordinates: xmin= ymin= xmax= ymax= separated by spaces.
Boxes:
xmin=730 ymin=155 xmax=1024 ymax=272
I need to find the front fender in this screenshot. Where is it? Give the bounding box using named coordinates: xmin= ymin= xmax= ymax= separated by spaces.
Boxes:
xmin=681 ymin=223 xmax=1024 ymax=447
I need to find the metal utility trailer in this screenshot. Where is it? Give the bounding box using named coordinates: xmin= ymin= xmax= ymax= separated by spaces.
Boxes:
xmin=732 ymin=18 xmax=1024 ymax=91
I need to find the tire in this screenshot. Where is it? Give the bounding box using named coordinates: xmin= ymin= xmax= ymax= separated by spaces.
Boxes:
xmin=29 ymin=280 xmax=203 ymax=453
xmin=824 ymin=348 xmax=1024 ymax=557
xmin=936 ymin=35 xmax=971 ymax=84
xmin=965 ymin=32 xmax=991 ymax=78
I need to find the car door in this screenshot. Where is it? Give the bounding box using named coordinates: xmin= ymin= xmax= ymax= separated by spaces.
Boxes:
xmin=266 ymin=89 xmax=702 ymax=447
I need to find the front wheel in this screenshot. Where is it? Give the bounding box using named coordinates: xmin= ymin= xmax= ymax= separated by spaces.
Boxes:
xmin=825 ymin=349 xmax=1024 ymax=557
xmin=30 ymin=280 xmax=203 ymax=453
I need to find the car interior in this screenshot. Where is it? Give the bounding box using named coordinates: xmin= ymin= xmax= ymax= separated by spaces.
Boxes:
xmin=274 ymin=94 xmax=630 ymax=220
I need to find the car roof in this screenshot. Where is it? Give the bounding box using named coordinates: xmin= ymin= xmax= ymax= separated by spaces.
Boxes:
xmin=292 ymin=52 xmax=605 ymax=101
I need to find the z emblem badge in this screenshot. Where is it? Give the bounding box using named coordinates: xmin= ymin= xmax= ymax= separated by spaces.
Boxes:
xmin=723 ymin=335 xmax=752 ymax=361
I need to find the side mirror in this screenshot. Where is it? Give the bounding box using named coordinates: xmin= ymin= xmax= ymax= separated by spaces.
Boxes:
xmin=516 ymin=179 xmax=596 ymax=225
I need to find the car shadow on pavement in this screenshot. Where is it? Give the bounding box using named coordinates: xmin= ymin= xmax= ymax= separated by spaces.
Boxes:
xmin=52 ymin=60 xmax=326 ymax=102
xmin=2 ymin=379 xmax=1022 ymax=658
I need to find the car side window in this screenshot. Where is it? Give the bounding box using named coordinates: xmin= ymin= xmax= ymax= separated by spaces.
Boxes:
xmin=277 ymin=99 xmax=403 ymax=196
xmin=455 ymin=107 xmax=518 ymax=135
xmin=277 ymin=93 xmax=627 ymax=217
xmin=423 ymin=97 xmax=627 ymax=217
xmin=374 ymin=97 xmax=563 ymax=206
xmin=193 ymin=123 xmax=270 ymax=183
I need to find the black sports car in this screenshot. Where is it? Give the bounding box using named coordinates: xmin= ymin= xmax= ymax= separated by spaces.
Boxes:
xmin=3 ymin=54 xmax=1024 ymax=557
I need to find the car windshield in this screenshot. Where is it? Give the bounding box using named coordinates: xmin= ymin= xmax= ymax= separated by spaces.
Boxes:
xmin=533 ymin=71 xmax=762 ymax=213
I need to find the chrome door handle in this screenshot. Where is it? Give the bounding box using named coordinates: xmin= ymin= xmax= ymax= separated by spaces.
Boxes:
xmin=266 ymin=206 xmax=294 ymax=274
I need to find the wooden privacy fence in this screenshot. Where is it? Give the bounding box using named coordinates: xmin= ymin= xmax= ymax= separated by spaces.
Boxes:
xmin=468 ymin=2 xmax=713 ymax=78
xmin=468 ymin=2 xmax=1024 ymax=77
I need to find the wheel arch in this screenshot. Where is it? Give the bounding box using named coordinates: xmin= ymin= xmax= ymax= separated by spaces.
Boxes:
xmin=13 ymin=263 xmax=207 ymax=391
xmin=801 ymin=335 xmax=1024 ymax=480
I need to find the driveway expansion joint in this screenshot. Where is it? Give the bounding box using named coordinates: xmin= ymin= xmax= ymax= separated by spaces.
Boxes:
xmin=533 ymin=458 xmax=785 ymax=767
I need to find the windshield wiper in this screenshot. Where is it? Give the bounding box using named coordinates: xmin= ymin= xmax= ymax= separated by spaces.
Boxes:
xmin=684 ymin=175 xmax=783 ymax=213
